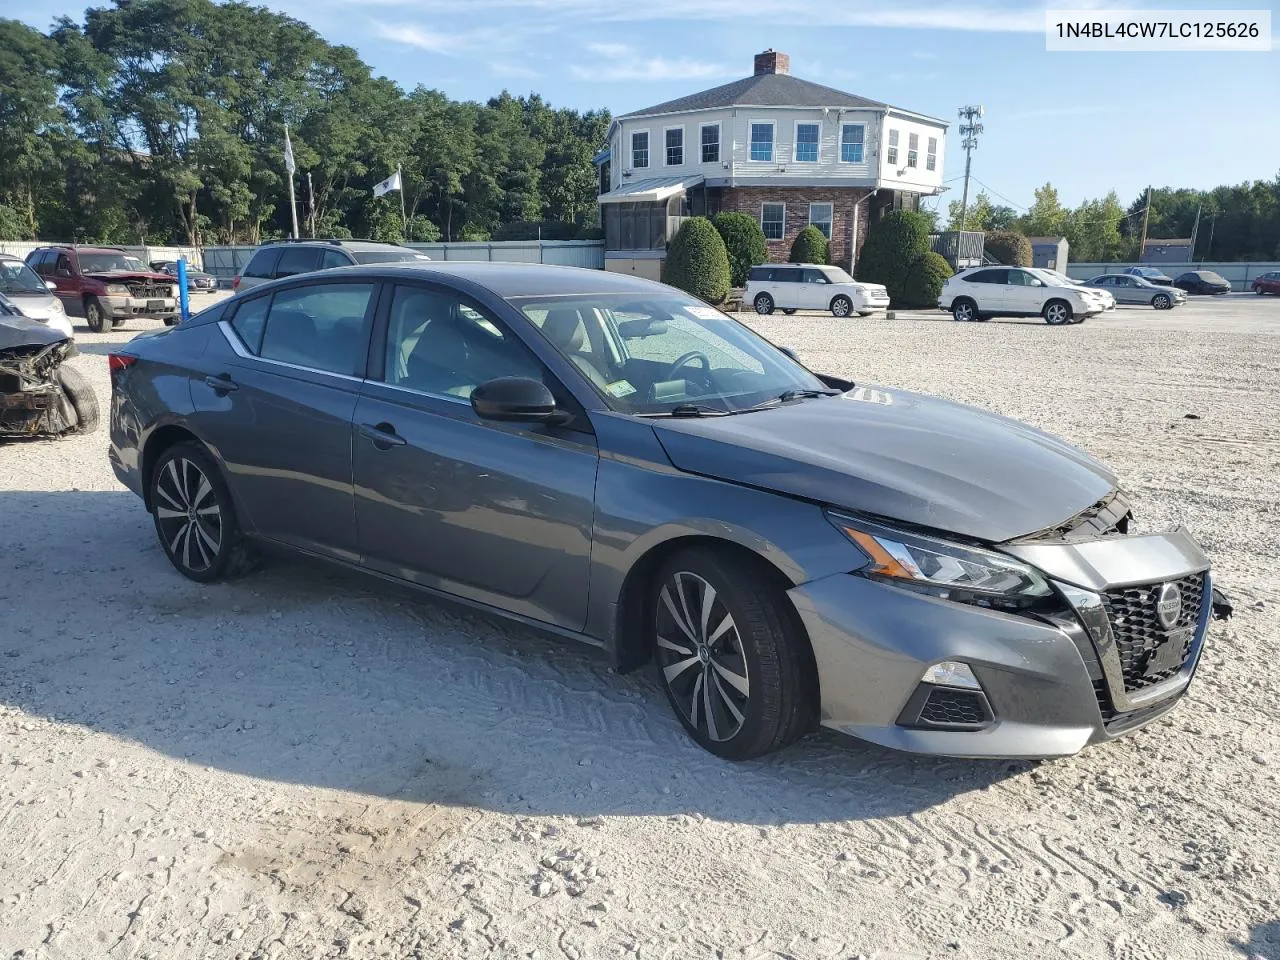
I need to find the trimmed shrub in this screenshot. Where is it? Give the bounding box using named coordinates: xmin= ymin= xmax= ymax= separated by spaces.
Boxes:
xmin=856 ymin=210 xmax=932 ymax=303
xmin=662 ymin=217 xmax=730 ymax=303
xmin=711 ymin=212 xmax=767 ymax=287
xmin=984 ymin=229 xmax=1032 ymax=267
xmin=789 ymin=224 xmax=829 ymax=265
xmin=899 ymin=251 xmax=954 ymax=308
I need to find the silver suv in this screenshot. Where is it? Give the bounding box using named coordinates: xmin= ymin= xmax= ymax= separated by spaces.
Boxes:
xmin=233 ymin=240 xmax=430 ymax=292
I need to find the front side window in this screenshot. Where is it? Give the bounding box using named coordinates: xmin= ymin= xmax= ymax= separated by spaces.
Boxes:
xmin=1008 ymin=270 xmax=1038 ymax=286
xmin=802 ymin=269 xmax=830 ymax=284
xmin=511 ymin=292 xmax=825 ymax=415
xmin=795 ymin=123 xmax=820 ymax=162
xmin=244 ymin=248 xmax=280 ymax=278
xmin=664 ymin=127 xmax=683 ymax=166
xmin=56 ymin=255 xmax=73 ymax=275
xmin=384 ymin=285 xmax=541 ymax=399
xmin=322 ymin=249 xmax=352 ymax=269
xmin=258 ymin=282 xmax=375 ymax=376
xmin=840 ymin=124 xmax=865 ymax=163
xmin=887 ymin=129 xmax=899 ymax=166
xmin=809 ymin=202 xmax=833 ymax=239
xmin=926 ymin=136 xmax=938 ymax=171
xmin=761 ymin=202 xmax=786 ymax=241
xmin=700 ymin=123 xmax=720 ymax=163
xmin=750 ymin=122 xmax=774 ymax=162
xmin=907 ymin=133 xmax=919 ymax=169
xmin=632 ymin=130 xmax=649 ymax=169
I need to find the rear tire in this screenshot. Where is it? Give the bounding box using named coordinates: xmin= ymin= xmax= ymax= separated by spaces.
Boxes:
xmin=830 ymin=295 xmax=853 ymax=318
xmin=753 ymin=293 xmax=775 ymax=316
xmin=55 ymin=365 xmax=100 ymax=434
xmin=951 ymin=298 xmax=977 ymax=322
xmin=1043 ymin=300 xmax=1073 ymax=325
xmin=652 ymin=548 xmax=815 ymax=760
xmin=150 ymin=442 xmax=259 ymax=583
xmin=84 ymin=297 xmax=108 ymax=333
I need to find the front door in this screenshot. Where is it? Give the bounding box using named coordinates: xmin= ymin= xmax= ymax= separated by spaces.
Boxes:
xmin=801 ymin=268 xmax=833 ymax=309
xmin=189 ymin=280 xmax=378 ymax=562
xmin=353 ymin=283 xmax=599 ymax=631
xmin=1006 ymin=269 xmax=1043 ymax=313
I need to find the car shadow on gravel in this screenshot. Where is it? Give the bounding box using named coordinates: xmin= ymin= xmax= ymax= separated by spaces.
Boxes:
xmin=1241 ymin=920 xmax=1280 ymax=959
xmin=0 ymin=490 xmax=1027 ymax=826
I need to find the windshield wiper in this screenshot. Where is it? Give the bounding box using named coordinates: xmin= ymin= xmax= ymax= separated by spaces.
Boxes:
xmin=638 ymin=403 xmax=730 ymax=418
xmin=734 ymin=388 xmax=841 ymax=414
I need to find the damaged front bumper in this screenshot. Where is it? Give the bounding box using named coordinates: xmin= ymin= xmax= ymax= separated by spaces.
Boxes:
xmin=0 ymin=340 xmax=78 ymax=437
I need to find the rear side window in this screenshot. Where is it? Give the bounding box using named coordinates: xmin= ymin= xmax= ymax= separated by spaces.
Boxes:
xmin=274 ymin=247 xmax=323 ymax=278
xmin=321 ymin=249 xmax=352 ymax=269
xmin=964 ymin=269 xmax=1006 ymax=284
xmin=244 ymin=248 xmax=280 ymax=278
xmin=773 ymin=268 xmax=801 ymax=283
xmin=259 ymin=282 xmax=375 ymax=376
xmin=229 ymin=296 xmax=270 ymax=353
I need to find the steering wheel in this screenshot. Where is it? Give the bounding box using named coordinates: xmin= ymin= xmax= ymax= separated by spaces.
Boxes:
xmin=662 ymin=351 xmax=712 ymax=383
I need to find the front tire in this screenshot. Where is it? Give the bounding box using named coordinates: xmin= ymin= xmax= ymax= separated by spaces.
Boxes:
xmin=1152 ymin=293 xmax=1171 ymax=310
xmin=1043 ymin=300 xmax=1073 ymax=325
xmin=951 ymin=298 xmax=977 ymax=322
xmin=652 ymin=549 xmax=815 ymax=760
xmin=55 ymin=365 xmax=100 ymax=434
xmin=84 ymin=296 xmax=108 ymax=333
xmin=830 ymin=295 xmax=853 ymax=318
xmin=150 ymin=442 xmax=257 ymax=583
xmin=753 ymin=293 xmax=775 ymax=316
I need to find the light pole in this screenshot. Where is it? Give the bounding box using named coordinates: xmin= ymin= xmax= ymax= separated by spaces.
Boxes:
xmin=957 ymin=105 xmax=984 ymax=230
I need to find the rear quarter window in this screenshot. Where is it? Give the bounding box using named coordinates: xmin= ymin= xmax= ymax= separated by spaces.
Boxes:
xmin=275 ymin=247 xmax=323 ymax=278
xmin=244 ymin=248 xmax=280 ymax=279
xmin=229 ymin=296 xmax=271 ymax=353
xmin=748 ymin=267 xmax=771 ymax=282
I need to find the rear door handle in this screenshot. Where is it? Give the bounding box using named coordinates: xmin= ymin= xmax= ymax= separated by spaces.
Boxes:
xmin=204 ymin=374 xmax=238 ymax=393
xmin=359 ymin=421 xmax=407 ymax=448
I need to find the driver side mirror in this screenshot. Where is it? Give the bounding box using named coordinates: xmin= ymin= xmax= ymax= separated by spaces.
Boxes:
xmin=45 ymin=279 xmax=58 ymax=291
xmin=471 ymin=377 xmax=566 ymax=424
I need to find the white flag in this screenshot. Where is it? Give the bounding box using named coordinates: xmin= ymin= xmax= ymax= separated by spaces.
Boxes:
xmin=373 ymin=169 xmax=402 ymax=198
xmin=283 ymin=126 xmax=296 ymax=175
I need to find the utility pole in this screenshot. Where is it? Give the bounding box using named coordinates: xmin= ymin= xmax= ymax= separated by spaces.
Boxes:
xmin=306 ymin=172 xmax=316 ymax=238
xmin=1189 ymin=203 xmax=1201 ymax=261
xmin=1137 ymin=186 xmax=1151 ymax=262
xmin=956 ymin=105 xmax=984 ymax=230
xmin=1205 ymin=214 xmax=1216 ymax=260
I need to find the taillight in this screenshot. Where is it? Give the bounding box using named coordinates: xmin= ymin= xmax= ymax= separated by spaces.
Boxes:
xmin=232 ymin=275 xmax=241 ymax=290
xmin=108 ymin=353 xmax=137 ymax=375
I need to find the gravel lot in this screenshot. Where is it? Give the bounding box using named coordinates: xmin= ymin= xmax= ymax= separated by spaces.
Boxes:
xmin=1 ymin=293 xmax=1278 ymax=960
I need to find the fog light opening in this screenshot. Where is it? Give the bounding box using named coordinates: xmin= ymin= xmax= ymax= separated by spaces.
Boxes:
xmin=920 ymin=660 xmax=981 ymax=690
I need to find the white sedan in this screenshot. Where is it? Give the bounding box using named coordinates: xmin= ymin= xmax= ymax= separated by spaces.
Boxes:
xmin=938 ymin=266 xmax=1110 ymax=325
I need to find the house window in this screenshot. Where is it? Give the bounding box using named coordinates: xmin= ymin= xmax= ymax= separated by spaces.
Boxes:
xmin=631 ymin=131 xmax=649 ymax=169
xmin=750 ymin=122 xmax=774 ymax=162
xmin=795 ymin=123 xmax=820 ymax=162
xmin=761 ymin=202 xmax=786 ymax=241
xmin=809 ymin=202 xmax=833 ymax=240
xmin=700 ymin=123 xmax=720 ymax=163
xmin=887 ymin=129 xmax=899 ymax=166
xmin=907 ymin=133 xmax=919 ymax=169
xmin=840 ymin=124 xmax=865 ymax=163
xmin=926 ymin=136 xmax=938 ymax=171
xmin=664 ymin=127 xmax=683 ymax=166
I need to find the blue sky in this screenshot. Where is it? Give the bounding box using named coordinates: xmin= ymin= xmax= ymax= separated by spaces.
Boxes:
xmin=8 ymin=0 xmax=1279 ymax=213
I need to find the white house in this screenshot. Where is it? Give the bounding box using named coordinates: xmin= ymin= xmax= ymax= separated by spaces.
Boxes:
xmin=596 ymin=50 xmax=948 ymax=279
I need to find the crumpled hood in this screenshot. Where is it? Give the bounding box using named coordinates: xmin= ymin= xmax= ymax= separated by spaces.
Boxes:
xmin=85 ymin=270 xmax=175 ymax=284
xmin=650 ymin=384 xmax=1117 ymax=542
xmin=2 ymin=292 xmax=61 ymax=322
xmin=0 ymin=315 xmax=69 ymax=351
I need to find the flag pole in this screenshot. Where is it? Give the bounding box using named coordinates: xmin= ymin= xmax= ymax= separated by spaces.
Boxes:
xmin=398 ymin=164 xmax=406 ymax=240
xmin=285 ymin=124 xmax=299 ymax=239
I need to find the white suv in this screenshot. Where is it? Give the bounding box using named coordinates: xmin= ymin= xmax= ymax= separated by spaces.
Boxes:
xmin=745 ymin=263 xmax=890 ymax=318
xmin=939 ymin=266 xmax=1109 ymax=325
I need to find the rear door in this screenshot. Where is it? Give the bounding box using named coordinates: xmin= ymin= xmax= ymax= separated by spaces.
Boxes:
xmin=961 ymin=268 xmax=1009 ymax=311
xmin=772 ymin=267 xmax=803 ymax=309
xmin=352 ymin=282 xmax=599 ymax=630
xmin=189 ymin=279 xmax=378 ymax=561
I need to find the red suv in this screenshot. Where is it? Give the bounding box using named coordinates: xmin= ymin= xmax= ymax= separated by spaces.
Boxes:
xmin=1252 ymin=271 xmax=1280 ymax=296
xmin=26 ymin=246 xmax=180 ymax=332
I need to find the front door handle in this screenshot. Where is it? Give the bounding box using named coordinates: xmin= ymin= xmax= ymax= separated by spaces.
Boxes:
xmin=359 ymin=421 xmax=407 ymax=448
xmin=204 ymin=373 xmax=238 ymax=393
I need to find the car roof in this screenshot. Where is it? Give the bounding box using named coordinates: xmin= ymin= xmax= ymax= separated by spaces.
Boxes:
xmin=260 ymin=239 xmax=412 ymax=251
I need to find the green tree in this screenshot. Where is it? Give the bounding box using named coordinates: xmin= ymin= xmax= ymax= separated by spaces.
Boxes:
xmin=1065 ymin=191 xmax=1127 ymax=261
xmin=984 ymin=229 xmax=1032 ymax=266
xmin=900 ymin=251 xmax=953 ymax=308
xmin=711 ymin=212 xmax=767 ymax=287
xmin=945 ymin=191 xmax=994 ymax=231
xmin=789 ymin=224 xmax=829 ymax=264
xmin=1018 ymin=183 xmax=1068 ymax=237
xmin=663 ymin=217 xmax=730 ymax=304
xmin=856 ymin=210 xmax=932 ymax=302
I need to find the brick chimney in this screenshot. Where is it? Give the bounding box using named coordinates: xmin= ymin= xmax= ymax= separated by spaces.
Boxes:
xmin=753 ymin=49 xmax=789 ymax=76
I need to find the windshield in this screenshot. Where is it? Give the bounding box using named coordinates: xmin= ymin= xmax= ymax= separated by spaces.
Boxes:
xmin=351 ymin=249 xmax=433 ymax=265
xmin=513 ymin=292 xmax=826 ymax=415
xmin=823 ymin=267 xmax=855 ymax=283
xmin=0 ymin=259 xmax=49 ymax=294
xmin=79 ymin=253 xmax=148 ymax=273
xmin=1028 ymin=268 xmax=1073 ymax=287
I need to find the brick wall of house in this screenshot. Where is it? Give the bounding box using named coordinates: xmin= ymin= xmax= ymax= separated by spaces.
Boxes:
xmin=717 ymin=186 xmax=872 ymax=271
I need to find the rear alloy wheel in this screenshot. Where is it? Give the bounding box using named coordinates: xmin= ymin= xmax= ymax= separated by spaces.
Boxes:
xmin=150 ymin=443 xmax=257 ymax=582
xmin=84 ymin=296 xmax=108 ymax=333
xmin=753 ymin=293 xmax=775 ymax=316
xmin=1043 ymin=300 xmax=1073 ymax=325
xmin=1152 ymin=293 xmax=1171 ymax=310
xmin=951 ymin=298 xmax=977 ymax=322
xmin=830 ymin=295 xmax=853 ymax=318
xmin=652 ymin=549 xmax=814 ymax=760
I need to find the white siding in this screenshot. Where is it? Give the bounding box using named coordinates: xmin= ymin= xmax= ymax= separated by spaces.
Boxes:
xmin=876 ymin=113 xmax=946 ymax=194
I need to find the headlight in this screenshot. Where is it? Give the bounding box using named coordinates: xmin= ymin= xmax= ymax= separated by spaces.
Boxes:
xmin=105 ymin=283 xmax=130 ymax=295
xmin=828 ymin=513 xmax=1051 ymax=609
xmin=50 ymin=297 xmax=66 ymax=313
xmin=170 ymin=284 xmax=180 ymax=298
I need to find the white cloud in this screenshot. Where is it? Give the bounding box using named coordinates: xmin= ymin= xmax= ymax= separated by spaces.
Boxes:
xmin=572 ymin=44 xmax=732 ymax=82
xmin=489 ymin=61 xmax=541 ymax=79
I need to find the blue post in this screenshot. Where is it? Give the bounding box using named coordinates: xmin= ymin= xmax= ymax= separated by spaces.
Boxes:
xmin=177 ymin=257 xmax=190 ymax=323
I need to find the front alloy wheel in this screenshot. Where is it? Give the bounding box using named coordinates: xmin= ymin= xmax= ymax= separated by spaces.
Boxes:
xmin=1153 ymin=293 xmax=1171 ymax=310
xmin=753 ymin=293 xmax=775 ymax=316
xmin=830 ymin=295 xmax=853 ymax=318
xmin=951 ymin=299 xmax=976 ymax=322
xmin=1043 ymin=300 xmax=1073 ymax=325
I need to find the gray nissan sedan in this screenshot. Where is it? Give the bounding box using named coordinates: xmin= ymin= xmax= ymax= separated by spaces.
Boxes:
xmin=108 ymin=263 xmax=1228 ymax=760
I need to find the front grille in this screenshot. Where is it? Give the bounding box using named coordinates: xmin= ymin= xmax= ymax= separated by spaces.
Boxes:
xmin=1101 ymin=573 xmax=1205 ymax=693
xmin=127 ymin=283 xmax=171 ymax=299
xmin=918 ymin=688 xmax=990 ymax=726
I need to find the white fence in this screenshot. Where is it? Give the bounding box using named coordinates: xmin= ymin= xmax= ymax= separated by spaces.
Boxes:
xmin=0 ymin=240 xmax=203 ymax=270
xmin=1065 ymin=261 xmax=1279 ymax=292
